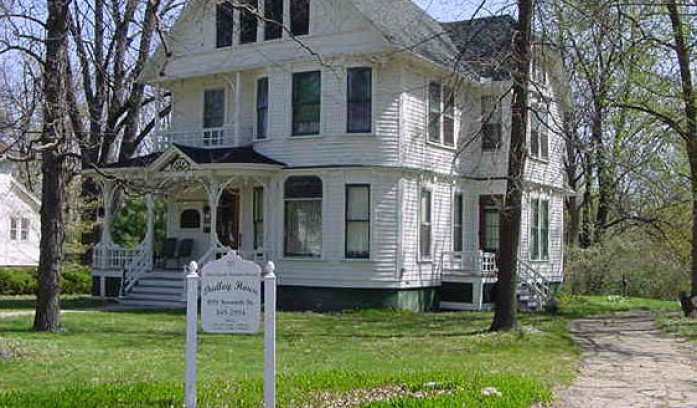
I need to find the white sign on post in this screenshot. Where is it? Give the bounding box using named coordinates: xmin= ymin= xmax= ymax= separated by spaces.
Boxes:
xmin=185 ymin=252 xmax=277 ymax=408
xmin=201 ymin=254 xmax=261 ymax=334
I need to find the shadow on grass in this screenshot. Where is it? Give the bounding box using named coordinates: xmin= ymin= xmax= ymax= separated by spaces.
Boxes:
xmin=0 ymin=296 xmax=115 ymax=311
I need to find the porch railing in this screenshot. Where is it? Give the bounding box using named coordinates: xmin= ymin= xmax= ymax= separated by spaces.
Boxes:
xmin=517 ymin=259 xmax=553 ymax=307
xmin=152 ymin=127 xmax=239 ymax=151
xmin=121 ymin=243 xmax=153 ymax=296
xmin=440 ymin=250 xmax=498 ymax=277
xmin=93 ymin=243 xmax=143 ymax=272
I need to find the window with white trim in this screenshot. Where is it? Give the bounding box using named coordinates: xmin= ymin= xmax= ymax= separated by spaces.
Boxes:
xmin=347 ymin=68 xmax=372 ymax=134
xmin=284 ymin=176 xmax=322 ymax=257
xmin=264 ymin=0 xmax=283 ymax=40
xmin=216 ymin=1 xmax=235 ymax=48
xmin=481 ymin=95 xmax=502 ymax=150
xmin=530 ymin=197 xmax=550 ymax=261
xmin=203 ymin=89 xmax=225 ymax=146
xmin=9 ymin=217 xmax=29 ymax=241
xmin=428 ymin=82 xmax=456 ymax=147
xmin=253 ymin=187 xmax=264 ymax=250
xmin=290 ymin=0 xmax=310 ymax=36
xmin=256 ymin=77 xmax=269 ymax=140
xmin=345 ymin=184 xmax=370 ymax=259
xmin=420 ymin=189 xmax=432 ymax=258
xmin=292 ymin=71 xmax=321 ymax=136
xmin=453 ymin=193 xmax=463 ymax=252
xmin=239 ymin=0 xmax=258 ymax=44
xmin=530 ymin=104 xmax=549 ymax=160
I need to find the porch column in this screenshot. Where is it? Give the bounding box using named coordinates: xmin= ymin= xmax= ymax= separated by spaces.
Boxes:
xmin=206 ymin=180 xmax=223 ymax=247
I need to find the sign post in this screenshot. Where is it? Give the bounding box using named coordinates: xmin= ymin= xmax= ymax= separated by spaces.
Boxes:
xmin=264 ymin=262 xmax=276 ymax=408
xmin=185 ymin=262 xmax=199 ymax=408
xmin=184 ymin=252 xmax=277 ymax=408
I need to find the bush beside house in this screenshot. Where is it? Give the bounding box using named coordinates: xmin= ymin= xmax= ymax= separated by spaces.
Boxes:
xmin=0 ymin=266 xmax=91 ymax=295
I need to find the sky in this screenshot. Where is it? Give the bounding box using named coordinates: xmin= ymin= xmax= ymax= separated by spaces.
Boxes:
xmin=412 ymin=0 xmax=513 ymax=22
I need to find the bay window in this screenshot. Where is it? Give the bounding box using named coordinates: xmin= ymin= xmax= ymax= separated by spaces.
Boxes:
xmin=292 ymin=71 xmax=321 ymax=136
xmin=347 ymin=67 xmax=372 ymax=133
xmin=420 ymin=189 xmax=432 ymax=258
xmin=284 ymin=176 xmax=322 ymax=257
xmin=256 ymin=77 xmax=269 ymax=140
xmin=530 ymin=197 xmax=550 ymax=261
xmin=345 ymin=185 xmax=370 ymax=259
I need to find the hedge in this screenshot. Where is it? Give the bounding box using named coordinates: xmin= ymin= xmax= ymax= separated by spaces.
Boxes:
xmin=0 ymin=265 xmax=91 ymax=296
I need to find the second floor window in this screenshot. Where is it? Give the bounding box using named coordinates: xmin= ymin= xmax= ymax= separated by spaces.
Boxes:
xmin=291 ymin=0 xmax=310 ymax=36
xmin=347 ymin=67 xmax=372 ymax=133
xmin=481 ymin=95 xmax=502 ymax=150
xmin=292 ymin=71 xmax=321 ymax=136
xmin=530 ymin=106 xmax=549 ymax=160
xmin=428 ymin=82 xmax=455 ymax=147
xmin=345 ymin=185 xmax=370 ymax=259
xmin=10 ymin=217 xmax=29 ymax=241
xmin=420 ymin=189 xmax=432 ymax=258
xmin=264 ymin=0 xmax=283 ymax=40
xmin=257 ymin=77 xmax=269 ymax=139
xmin=530 ymin=197 xmax=550 ymax=261
xmin=203 ymin=89 xmax=225 ymax=129
xmin=240 ymin=0 xmax=258 ymax=44
xmin=216 ymin=1 xmax=235 ymax=48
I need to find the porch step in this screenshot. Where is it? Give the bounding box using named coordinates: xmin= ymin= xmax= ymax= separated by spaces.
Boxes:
xmin=119 ymin=270 xmax=187 ymax=310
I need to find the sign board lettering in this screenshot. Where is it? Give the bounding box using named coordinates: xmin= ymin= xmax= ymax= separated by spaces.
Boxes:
xmin=200 ymin=252 xmax=261 ymax=334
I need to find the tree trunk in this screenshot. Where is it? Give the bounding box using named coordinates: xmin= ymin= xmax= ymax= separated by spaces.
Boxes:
xmin=34 ymin=0 xmax=70 ymax=332
xmin=491 ymin=0 xmax=533 ymax=332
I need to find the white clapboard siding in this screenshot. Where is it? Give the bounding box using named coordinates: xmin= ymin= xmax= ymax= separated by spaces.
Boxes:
xmin=0 ymin=174 xmax=40 ymax=267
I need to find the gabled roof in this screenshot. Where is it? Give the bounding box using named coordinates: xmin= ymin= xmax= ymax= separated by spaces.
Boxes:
xmin=441 ymin=15 xmax=517 ymax=80
xmin=100 ymin=145 xmax=285 ymax=170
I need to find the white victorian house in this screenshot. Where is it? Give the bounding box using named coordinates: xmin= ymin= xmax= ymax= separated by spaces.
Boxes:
xmin=88 ymin=0 xmax=570 ymax=311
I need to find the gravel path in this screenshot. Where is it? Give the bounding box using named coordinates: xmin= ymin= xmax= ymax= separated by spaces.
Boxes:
xmin=553 ymin=311 xmax=697 ymax=408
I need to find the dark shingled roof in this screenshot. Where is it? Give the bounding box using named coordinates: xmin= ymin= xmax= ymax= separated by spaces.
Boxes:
xmin=102 ymin=152 xmax=164 ymax=169
xmin=441 ymin=15 xmax=517 ymax=80
xmin=102 ymin=145 xmax=285 ymax=170
xmin=173 ymin=144 xmax=285 ymax=166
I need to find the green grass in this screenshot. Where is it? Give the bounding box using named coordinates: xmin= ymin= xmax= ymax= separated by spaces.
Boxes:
xmin=555 ymin=294 xmax=680 ymax=318
xmin=0 ymin=295 xmax=678 ymax=407
xmin=0 ymin=295 xmax=112 ymax=312
xmin=657 ymin=312 xmax=697 ymax=342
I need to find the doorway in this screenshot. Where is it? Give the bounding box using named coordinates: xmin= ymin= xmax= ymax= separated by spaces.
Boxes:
xmin=217 ymin=188 xmax=240 ymax=249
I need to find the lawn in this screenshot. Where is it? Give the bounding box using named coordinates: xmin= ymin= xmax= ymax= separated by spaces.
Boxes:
xmin=0 ymin=295 xmax=679 ymax=408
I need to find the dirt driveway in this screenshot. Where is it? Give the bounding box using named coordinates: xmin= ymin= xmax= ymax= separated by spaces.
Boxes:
xmin=553 ymin=311 xmax=697 ymax=408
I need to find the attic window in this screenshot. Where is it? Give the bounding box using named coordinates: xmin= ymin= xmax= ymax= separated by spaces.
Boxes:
xmin=291 ymin=0 xmax=310 ymax=36
xmin=216 ymin=1 xmax=235 ymax=48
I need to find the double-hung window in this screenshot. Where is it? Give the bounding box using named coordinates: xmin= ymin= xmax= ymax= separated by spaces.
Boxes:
xmin=264 ymin=0 xmax=283 ymax=40
xmin=530 ymin=105 xmax=549 ymax=160
xmin=216 ymin=1 xmax=235 ymax=48
xmin=292 ymin=71 xmax=321 ymax=136
xmin=253 ymin=187 xmax=264 ymax=250
xmin=530 ymin=197 xmax=550 ymax=261
xmin=203 ymin=89 xmax=225 ymax=146
xmin=240 ymin=0 xmax=258 ymax=44
xmin=256 ymin=77 xmax=269 ymax=140
xmin=345 ymin=185 xmax=370 ymax=259
xmin=481 ymin=95 xmax=502 ymax=150
xmin=284 ymin=176 xmax=322 ymax=257
xmin=453 ymin=193 xmax=463 ymax=252
xmin=420 ymin=189 xmax=432 ymax=258
xmin=291 ymin=0 xmax=310 ymax=36
xmin=428 ymin=82 xmax=455 ymax=146
xmin=480 ymin=195 xmax=501 ymax=253
xmin=347 ymin=68 xmax=372 ymax=133
xmin=10 ymin=217 xmax=29 ymax=241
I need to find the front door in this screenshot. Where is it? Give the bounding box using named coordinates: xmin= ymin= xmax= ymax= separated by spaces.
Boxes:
xmin=217 ymin=189 xmax=240 ymax=249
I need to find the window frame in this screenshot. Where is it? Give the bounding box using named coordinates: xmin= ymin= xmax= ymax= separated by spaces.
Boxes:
xmin=256 ymin=77 xmax=269 ymax=140
xmin=264 ymin=0 xmax=283 ymax=40
xmin=9 ymin=217 xmax=18 ymax=241
xmin=180 ymin=209 xmax=202 ymax=230
xmin=419 ymin=188 xmax=433 ymax=259
xmin=345 ymin=184 xmax=371 ymax=260
xmin=428 ymin=81 xmax=442 ymax=144
xmin=481 ymin=95 xmax=502 ymax=151
xmin=346 ymin=67 xmax=373 ymax=134
xmin=283 ymin=175 xmax=323 ymax=258
xmin=215 ymin=1 xmax=235 ymax=48
xmin=239 ymin=0 xmax=259 ymax=44
xmin=530 ymin=103 xmax=549 ymax=161
xmin=253 ymin=186 xmax=264 ymax=250
xmin=290 ymin=0 xmax=310 ymax=36
xmin=291 ymin=70 xmax=322 ymax=137
xmin=20 ymin=218 xmax=29 ymax=241
xmin=529 ymin=196 xmax=550 ymax=261
xmin=453 ymin=192 xmax=463 ymax=252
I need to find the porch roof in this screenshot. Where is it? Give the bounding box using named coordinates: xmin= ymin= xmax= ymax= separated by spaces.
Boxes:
xmin=101 ymin=145 xmax=285 ymax=170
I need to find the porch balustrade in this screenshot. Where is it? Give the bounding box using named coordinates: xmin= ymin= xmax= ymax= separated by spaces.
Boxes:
xmin=440 ymin=250 xmax=498 ymax=278
xmin=152 ymin=127 xmax=240 ymax=151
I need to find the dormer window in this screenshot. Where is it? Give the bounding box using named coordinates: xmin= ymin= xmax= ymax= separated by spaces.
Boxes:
xmin=264 ymin=0 xmax=283 ymax=40
xmin=216 ymin=1 xmax=235 ymax=48
xmin=291 ymin=0 xmax=310 ymax=36
xmin=240 ymin=0 xmax=258 ymax=44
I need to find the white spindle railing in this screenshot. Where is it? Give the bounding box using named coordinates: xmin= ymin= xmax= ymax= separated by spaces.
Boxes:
xmin=93 ymin=243 xmax=143 ymax=272
xmin=121 ymin=243 xmax=153 ymax=296
xmin=440 ymin=250 xmax=498 ymax=277
xmin=517 ymin=259 xmax=552 ymax=306
xmin=153 ymin=127 xmax=238 ymax=151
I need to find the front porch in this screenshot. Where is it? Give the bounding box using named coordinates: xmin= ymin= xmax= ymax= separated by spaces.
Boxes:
xmin=438 ymin=250 xmax=498 ymax=311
